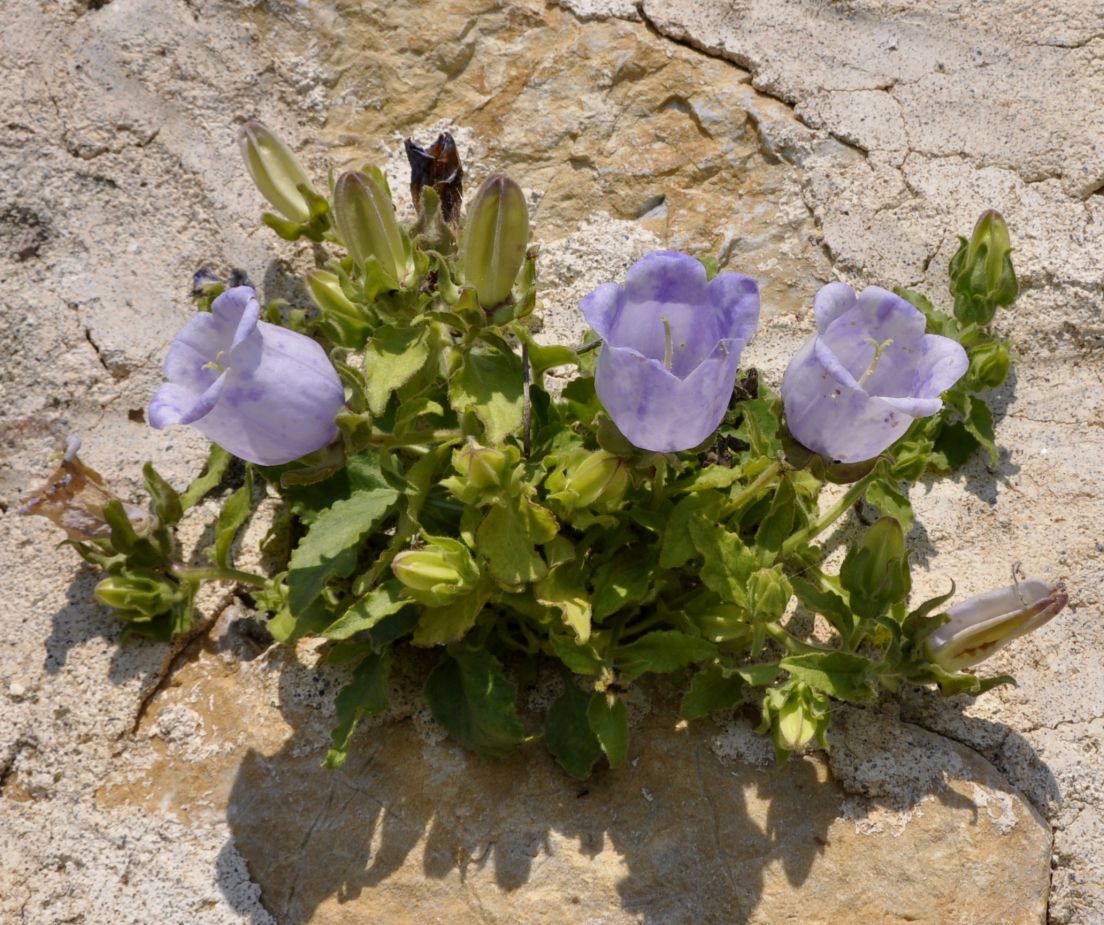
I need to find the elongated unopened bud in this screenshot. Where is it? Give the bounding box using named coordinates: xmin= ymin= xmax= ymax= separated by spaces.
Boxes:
xmin=462 ymin=174 xmax=529 ymax=309
xmin=237 ymin=121 xmax=318 ymax=224
xmin=564 ymin=450 xmax=629 ymax=509
xmin=925 ymin=579 xmax=1068 ymax=671
xmin=333 ymin=169 xmax=409 ymax=288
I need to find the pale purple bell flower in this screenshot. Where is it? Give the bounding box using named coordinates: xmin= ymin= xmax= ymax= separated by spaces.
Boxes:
xmin=781 ymin=283 xmax=968 ymax=464
xmin=149 ymin=287 xmax=345 ymax=465
xmin=580 ymin=251 xmax=759 ymax=453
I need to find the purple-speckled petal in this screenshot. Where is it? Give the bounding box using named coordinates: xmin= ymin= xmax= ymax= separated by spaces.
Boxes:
xmin=813 ymin=282 xmax=856 ymax=333
xmin=149 ymin=285 xmax=346 ymax=465
xmin=782 ymin=282 xmax=969 ymax=463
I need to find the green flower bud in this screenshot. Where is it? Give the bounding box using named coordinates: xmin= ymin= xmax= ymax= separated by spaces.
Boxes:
xmin=949 ymin=210 xmax=1018 ymax=325
xmin=746 ymin=567 xmax=793 ymax=622
xmin=392 ymin=537 xmax=479 ymax=606
xmin=454 ymin=441 xmax=511 ymax=491
xmin=237 ymin=121 xmax=318 ymax=224
xmin=462 ymin=174 xmax=529 ymax=309
xmin=306 ymin=270 xmax=370 ymax=346
xmin=333 ymin=169 xmax=410 ymax=288
xmin=967 ymin=338 xmax=1011 ymax=390
xmin=95 ymin=571 xmax=177 ymax=617
xmin=562 ymin=450 xmax=629 ymax=510
xmin=762 ymin=682 xmax=829 ymax=758
xmin=840 ymin=516 xmax=911 ymax=620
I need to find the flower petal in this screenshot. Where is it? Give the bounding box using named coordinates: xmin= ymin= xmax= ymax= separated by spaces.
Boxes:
xmin=162 ymin=311 xmax=230 ymax=394
xmin=813 ymin=281 xmax=856 ymax=333
xmin=149 ymin=373 xmax=228 ymax=429
xmin=863 ymin=333 xmax=969 ymax=400
xmin=594 ymin=339 xmax=740 ymax=453
xmin=579 ymin=282 xmax=625 ymax=342
xmin=623 ymin=250 xmax=707 ymax=305
xmin=707 ymin=272 xmax=760 ymax=344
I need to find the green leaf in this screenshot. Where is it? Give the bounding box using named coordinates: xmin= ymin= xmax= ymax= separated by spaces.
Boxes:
xmin=535 ymin=561 xmax=592 ymax=642
xmin=791 ymin=576 xmax=855 ymax=637
xmin=476 ymin=498 xmax=557 ymax=588
xmin=449 ymin=346 xmax=524 ymax=443
xmin=214 ymin=468 xmax=253 ymax=569
xmin=680 ymin=664 xmax=747 ymax=720
xmin=964 ymin=398 xmax=999 ymax=466
xmin=780 ymin=651 xmax=878 ymax=701
xmin=412 ymin=581 xmax=492 ymax=646
xmin=324 ymin=650 xmax=392 ymax=769
xmin=545 ymin=681 xmax=603 ymax=778
xmin=688 ymin=515 xmax=756 ymax=606
xmin=288 ymin=486 xmax=399 ymax=614
xmin=547 ymin=633 xmax=604 ymax=675
xmin=180 ymin=445 xmax=232 ymax=510
xmin=424 ymin=647 xmax=526 ymax=758
xmin=592 ymin=554 xmax=653 ymax=622
xmin=287 ymin=450 xmax=389 ymax=525
xmin=929 ymin=421 xmax=980 ymax=473
xmin=659 ymin=491 xmax=718 ymax=569
xmin=586 ymin=693 xmax=629 ymax=769
xmin=322 ymin=580 xmax=411 ymax=641
xmin=737 ymin=397 xmax=782 ymax=456
xmin=864 ymin=478 xmax=914 ymax=533
xmin=755 ymin=476 xmax=796 ymax=560
xmin=615 ymin=630 xmax=718 ymax=682
xmin=364 ymin=324 xmax=431 ymax=414
xmin=142 ymin=463 xmax=183 ymax=525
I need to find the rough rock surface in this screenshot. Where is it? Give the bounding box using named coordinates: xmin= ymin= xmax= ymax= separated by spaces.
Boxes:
xmin=2 ymin=0 xmax=1101 ymax=923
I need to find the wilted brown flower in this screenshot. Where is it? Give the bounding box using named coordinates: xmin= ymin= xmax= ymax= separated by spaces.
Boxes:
xmin=19 ymin=436 xmax=154 ymax=541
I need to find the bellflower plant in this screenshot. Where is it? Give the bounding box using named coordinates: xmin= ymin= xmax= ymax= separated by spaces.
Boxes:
xmin=581 ymin=251 xmax=759 ymax=453
xmin=149 ymin=286 xmax=345 ymax=466
xmin=782 ymin=283 xmax=969 ymax=463
xmin=24 ymin=119 xmax=1068 ymax=780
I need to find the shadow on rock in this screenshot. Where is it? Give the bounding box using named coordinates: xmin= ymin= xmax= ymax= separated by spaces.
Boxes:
xmin=217 ymin=652 xmax=837 ymax=925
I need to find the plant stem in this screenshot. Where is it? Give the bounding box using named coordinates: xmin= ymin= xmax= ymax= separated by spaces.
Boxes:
xmin=367 ymin=428 xmax=463 ymax=449
xmin=765 ymin=622 xmax=832 ymax=655
xmin=720 ymin=458 xmax=784 ymax=519
xmin=172 ymin=566 xmax=267 ymax=587
xmin=780 ymin=467 xmax=880 ymax=556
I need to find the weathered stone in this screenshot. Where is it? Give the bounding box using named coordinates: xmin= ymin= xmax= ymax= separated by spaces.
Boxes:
xmin=3 ymin=0 xmax=1103 ymax=922
xmin=103 ymin=636 xmax=1049 ymax=925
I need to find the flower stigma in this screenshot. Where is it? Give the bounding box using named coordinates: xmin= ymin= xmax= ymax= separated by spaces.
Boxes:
xmin=661 ymin=315 xmax=674 ymax=371
xmin=857 ymin=336 xmax=894 ymax=387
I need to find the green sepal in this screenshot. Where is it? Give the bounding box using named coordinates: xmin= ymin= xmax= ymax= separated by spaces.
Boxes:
xmin=179 ymin=445 xmax=232 ymax=510
xmin=142 ymin=463 xmax=183 ymax=526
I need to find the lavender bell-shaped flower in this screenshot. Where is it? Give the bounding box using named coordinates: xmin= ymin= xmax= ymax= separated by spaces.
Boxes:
xmin=782 ymin=283 xmax=968 ymax=464
xmin=149 ymin=287 xmax=345 ymax=466
xmin=580 ymin=251 xmax=759 ymax=453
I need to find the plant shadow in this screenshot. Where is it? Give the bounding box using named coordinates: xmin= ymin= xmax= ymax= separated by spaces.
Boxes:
xmin=209 ymin=644 xmax=1049 ymax=925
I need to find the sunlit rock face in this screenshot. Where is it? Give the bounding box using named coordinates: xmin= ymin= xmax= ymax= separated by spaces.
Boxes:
xmin=5 ymin=0 xmax=1103 ymax=923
